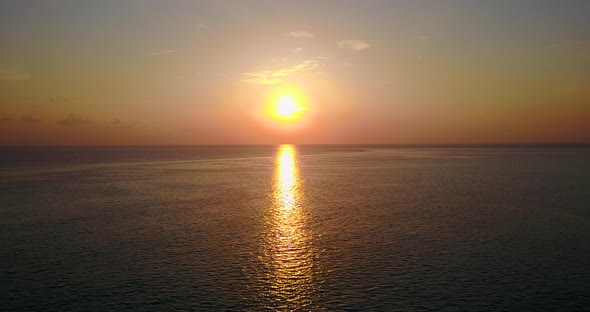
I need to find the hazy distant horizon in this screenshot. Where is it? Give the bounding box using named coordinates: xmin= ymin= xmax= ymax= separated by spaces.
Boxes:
xmin=2 ymin=142 xmax=590 ymax=147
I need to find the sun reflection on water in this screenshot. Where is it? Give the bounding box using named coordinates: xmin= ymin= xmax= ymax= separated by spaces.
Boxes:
xmin=258 ymin=144 xmax=318 ymax=310
xmin=277 ymin=145 xmax=298 ymax=211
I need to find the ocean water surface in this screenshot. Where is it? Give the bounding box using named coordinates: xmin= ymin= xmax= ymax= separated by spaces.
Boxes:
xmin=2 ymin=145 xmax=589 ymax=311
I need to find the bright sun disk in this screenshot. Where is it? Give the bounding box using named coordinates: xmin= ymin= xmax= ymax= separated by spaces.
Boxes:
xmin=276 ymin=95 xmax=298 ymax=118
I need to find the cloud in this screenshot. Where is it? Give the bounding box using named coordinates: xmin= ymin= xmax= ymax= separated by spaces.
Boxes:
xmin=285 ymin=31 xmax=315 ymax=39
xmin=104 ymin=119 xmax=135 ymax=129
xmin=292 ymin=47 xmax=304 ymax=54
xmin=337 ymin=40 xmax=371 ymax=51
xmin=271 ymin=58 xmax=290 ymax=63
xmin=1 ymin=113 xmax=41 ymax=123
xmin=0 ymin=69 xmax=31 ymax=81
xmin=196 ymin=23 xmax=208 ymax=35
xmin=55 ymin=114 xmax=135 ymax=128
xmin=241 ymin=58 xmax=326 ymax=84
xmin=240 ymin=72 xmax=283 ymax=85
xmin=49 ymin=97 xmax=71 ymax=104
xmin=110 ymin=119 xmax=122 ymax=126
xmin=56 ymin=114 xmax=95 ymax=126
xmin=149 ymin=49 xmax=176 ymax=56
xmin=417 ymin=35 xmax=430 ymax=40
xmin=20 ymin=114 xmax=40 ymax=123
xmin=290 ymin=59 xmax=324 ymax=71
xmin=0 ymin=113 xmax=14 ymax=121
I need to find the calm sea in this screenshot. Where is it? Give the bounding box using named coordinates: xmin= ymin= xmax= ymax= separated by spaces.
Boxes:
xmin=2 ymin=145 xmax=589 ymax=311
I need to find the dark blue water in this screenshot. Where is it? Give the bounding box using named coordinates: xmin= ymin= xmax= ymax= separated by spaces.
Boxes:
xmin=2 ymin=146 xmax=589 ymax=311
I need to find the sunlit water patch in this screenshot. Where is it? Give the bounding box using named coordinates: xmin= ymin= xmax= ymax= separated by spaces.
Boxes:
xmin=254 ymin=145 xmax=323 ymax=310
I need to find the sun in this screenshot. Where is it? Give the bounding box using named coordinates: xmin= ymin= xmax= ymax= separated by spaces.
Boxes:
xmin=276 ymin=95 xmax=298 ymax=118
xmin=270 ymin=93 xmax=306 ymax=121
xmin=261 ymin=87 xmax=309 ymax=125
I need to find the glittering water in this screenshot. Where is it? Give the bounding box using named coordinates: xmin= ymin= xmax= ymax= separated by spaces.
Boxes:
xmin=2 ymin=146 xmax=589 ymax=311
xmin=258 ymin=145 xmax=317 ymax=310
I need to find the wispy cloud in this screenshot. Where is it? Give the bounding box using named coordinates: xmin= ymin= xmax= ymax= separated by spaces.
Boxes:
xmin=240 ymin=73 xmax=283 ymax=85
xmin=417 ymin=35 xmax=430 ymax=40
xmin=104 ymin=119 xmax=135 ymax=129
xmin=196 ymin=23 xmax=208 ymax=35
xmin=0 ymin=113 xmax=40 ymax=123
xmin=20 ymin=114 xmax=40 ymax=123
xmin=285 ymin=31 xmax=315 ymax=39
xmin=49 ymin=97 xmax=71 ymax=104
xmin=0 ymin=113 xmax=14 ymax=121
xmin=56 ymin=114 xmax=95 ymax=126
xmin=337 ymin=40 xmax=371 ymax=51
xmin=292 ymin=47 xmax=304 ymax=54
xmin=0 ymin=68 xmax=31 ymax=81
xmin=149 ymin=49 xmax=176 ymax=56
xmin=241 ymin=57 xmax=326 ymax=84
xmin=270 ymin=57 xmax=290 ymax=63
xmin=56 ymin=114 xmax=135 ymax=128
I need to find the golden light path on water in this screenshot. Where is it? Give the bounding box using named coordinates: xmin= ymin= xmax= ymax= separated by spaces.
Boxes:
xmin=259 ymin=144 xmax=318 ymax=310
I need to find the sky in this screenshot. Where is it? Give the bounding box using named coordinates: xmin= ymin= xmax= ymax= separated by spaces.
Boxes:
xmin=1 ymin=0 xmax=589 ymax=145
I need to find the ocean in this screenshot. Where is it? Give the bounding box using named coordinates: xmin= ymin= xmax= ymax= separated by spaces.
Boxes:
xmin=2 ymin=145 xmax=589 ymax=311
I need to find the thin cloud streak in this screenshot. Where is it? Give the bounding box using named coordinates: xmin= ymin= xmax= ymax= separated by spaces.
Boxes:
xmin=337 ymin=40 xmax=371 ymax=51
xmin=20 ymin=115 xmax=40 ymax=123
xmin=56 ymin=114 xmax=95 ymax=126
xmin=241 ymin=58 xmax=326 ymax=84
xmin=0 ymin=113 xmax=14 ymax=121
xmin=292 ymin=47 xmax=304 ymax=54
xmin=285 ymin=31 xmax=315 ymax=39
xmin=149 ymin=49 xmax=176 ymax=56
xmin=0 ymin=69 xmax=31 ymax=81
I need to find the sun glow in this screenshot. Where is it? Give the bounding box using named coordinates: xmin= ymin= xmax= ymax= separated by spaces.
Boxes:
xmin=257 ymin=87 xmax=312 ymax=131
xmin=265 ymin=89 xmax=307 ymax=123
xmin=276 ymin=95 xmax=298 ymax=118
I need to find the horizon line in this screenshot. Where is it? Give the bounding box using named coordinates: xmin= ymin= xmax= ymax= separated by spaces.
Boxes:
xmin=1 ymin=142 xmax=589 ymax=148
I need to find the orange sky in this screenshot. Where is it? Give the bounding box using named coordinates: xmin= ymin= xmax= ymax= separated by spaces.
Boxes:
xmin=1 ymin=1 xmax=589 ymax=145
